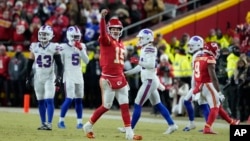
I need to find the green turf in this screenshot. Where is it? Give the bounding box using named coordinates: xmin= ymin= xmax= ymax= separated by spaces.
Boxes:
xmin=0 ymin=109 xmax=231 ymax=141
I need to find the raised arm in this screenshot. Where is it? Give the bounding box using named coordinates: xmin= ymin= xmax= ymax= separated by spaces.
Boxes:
xmin=99 ymin=9 xmax=110 ymax=45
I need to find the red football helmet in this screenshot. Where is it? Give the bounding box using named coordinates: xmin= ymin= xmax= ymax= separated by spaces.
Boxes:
xmin=203 ymin=42 xmax=220 ymax=59
xmin=107 ymin=17 xmax=123 ymax=40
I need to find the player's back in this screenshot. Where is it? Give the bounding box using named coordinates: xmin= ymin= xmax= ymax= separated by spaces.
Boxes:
xmin=60 ymin=43 xmax=83 ymax=83
xmin=193 ymin=54 xmax=215 ymax=83
xmin=99 ymin=37 xmax=125 ymax=76
xmin=30 ymin=42 xmax=60 ymax=80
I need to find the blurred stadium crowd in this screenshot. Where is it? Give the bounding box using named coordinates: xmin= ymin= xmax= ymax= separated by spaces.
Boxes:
xmin=0 ymin=0 xmax=250 ymax=122
xmin=0 ymin=0 xmax=213 ymax=50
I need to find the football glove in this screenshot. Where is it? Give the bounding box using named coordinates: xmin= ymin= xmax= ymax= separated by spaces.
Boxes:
xmin=54 ymin=76 xmax=62 ymax=92
xmin=25 ymin=78 xmax=32 ymax=91
xmin=74 ymin=41 xmax=82 ymax=50
xmin=54 ymin=76 xmax=62 ymax=87
xmin=130 ymin=57 xmax=139 ymax=64
xmin=158 ymin=83 xmax=166 ymax=91
xmin=218 ymin=92 xmax=225 ymax=102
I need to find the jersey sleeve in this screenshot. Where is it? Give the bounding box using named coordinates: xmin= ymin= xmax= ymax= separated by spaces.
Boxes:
xmin=98 ymin=18 xmax=110 ymax=46
xmin=124 ymin=65 xmax=142 ymax=75
xmin=29 ymin=43 xmax=37 ymax=53
xmin=138 ymin=46 xmax=157 ymax=69
xmin=206 ymin=56 xmax=216 ymax=64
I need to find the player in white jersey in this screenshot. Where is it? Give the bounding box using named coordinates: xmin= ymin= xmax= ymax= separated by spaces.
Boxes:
xmin=26 ymin=25 xmax=63 ymax=130
xmin=57 ymin=26 xmax=89 ymax=129
xmin=182 ymin=35 xmax=210 ymax=131
xmin=119 ymin=28 xmax=178 ymax=136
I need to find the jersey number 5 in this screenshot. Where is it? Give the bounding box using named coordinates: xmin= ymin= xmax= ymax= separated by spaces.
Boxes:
xmin=114 ymin=47 xmax=125 ymax=64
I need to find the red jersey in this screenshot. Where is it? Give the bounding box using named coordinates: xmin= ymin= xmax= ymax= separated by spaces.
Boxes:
xmin=193 ymin=54 xmax=216 ymax=94
xmin=98 ymin=18 xmax=125 ymax=76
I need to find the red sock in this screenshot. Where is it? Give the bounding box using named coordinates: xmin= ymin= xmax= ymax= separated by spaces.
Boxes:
xmin=205 ymin=107 xmax=219 ymax=128
xmin=219 ymin=105 xmax=233 ymax=124
xmin=120 ymin=103 xmax=131 ymax=127
xmin=90 ymin=105 xmax=109 ymax=124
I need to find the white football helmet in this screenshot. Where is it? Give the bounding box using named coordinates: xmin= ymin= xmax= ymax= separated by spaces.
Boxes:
xmin=136 ymin=28 xmax=154 ymax=47
xmin=187 ymin=35 xmax=204 ymax=53
xmin=66 ymin=26 xmax=82 ymax=45
xmin=38 ymin=25 xmax=54 ymax=42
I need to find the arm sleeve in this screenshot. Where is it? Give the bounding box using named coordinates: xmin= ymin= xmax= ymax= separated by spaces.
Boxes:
xmin=99 ymin=18 xmax=110 ymax=45
xmin=53 ymin=54 xmax=63 ymax=77
xmin=26 ymin=59 xmax=34 ymax=78
xmin=124 ymin=65 xmax=142 ymax=75
xmin=100 ymin=18 xmax=106 ymax=37
xmin=138 ymin=47 xmax=156 ymax=69
xmin=80 ymin=44 xmax=89 ymax=64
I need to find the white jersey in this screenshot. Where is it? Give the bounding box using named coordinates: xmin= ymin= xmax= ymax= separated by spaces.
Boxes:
xmin=60 ymin=43 xmax=89 ymax=84
xmin=29 ymin=42 xmax=61 ymax=81
xmin=139 ymin=44 xmax=158 ymax=81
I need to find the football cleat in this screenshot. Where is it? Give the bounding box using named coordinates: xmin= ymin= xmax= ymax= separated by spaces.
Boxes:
xmin=231 ymin=119 xmax=240 ymax=125
xmin=203 ymin=127 xmax=217 ymax=134
xmin=83 ymin=122 xmax=95 ymax=139
xmin=133 ymin=135 xmax=143 ymax=140
xmin=46 ymin=123 xmax=52 ymax=130
xmin=117 ymin=127 xmax=126 ymax=133
xmin=37 ymin=123 xmax=52 ymax=130
xmin=57 ymin=121 xmax=66 ymax=129
xmin=125 ymin=128 xmax=134 ymax=140
xmin=183 ymin=123 xmax=196 ymax=131
xmin=86 ymin=132 xmax=95 ymax=139
xmin=76 ymin=123 xmax=83 ymax=129
xmin=163 ymin=124 xmax=178 ymax=134
xmin=198 ymin=129 xmax=203 ymax=132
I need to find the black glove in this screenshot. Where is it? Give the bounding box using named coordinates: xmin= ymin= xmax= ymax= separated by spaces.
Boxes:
xmin=26 ymin=78 xmax=32 ymax=91
xmin=54 ymin=76 xmax=62 ymax=87
xmin=54 ymin=76 xmax=62 ymax=92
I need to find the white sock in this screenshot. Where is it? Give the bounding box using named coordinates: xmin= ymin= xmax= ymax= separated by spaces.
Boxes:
xmin=77 ymin=119 xmax=82 ymax=124
xmin=190 ymin=121 xmax=194 ymax=125
xmin=59 ymin=117 xmax=64 ymax=122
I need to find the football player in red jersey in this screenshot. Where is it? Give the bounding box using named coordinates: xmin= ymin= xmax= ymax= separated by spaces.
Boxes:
xmin=83 ymin=9 xmax=141 ymax=140
xmin=193 ymin=42 xmax=240 ymax=134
